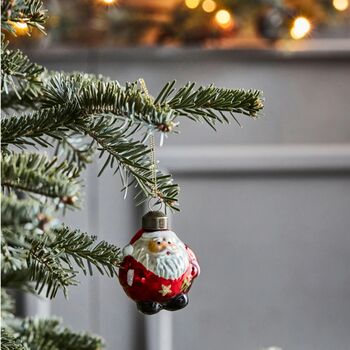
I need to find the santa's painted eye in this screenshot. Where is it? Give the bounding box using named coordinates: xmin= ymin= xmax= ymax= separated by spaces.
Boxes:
xmin=168 ymin=241 xmax=171 ymax=244
xmin=157 ymin=241 xmax=161 ymax=245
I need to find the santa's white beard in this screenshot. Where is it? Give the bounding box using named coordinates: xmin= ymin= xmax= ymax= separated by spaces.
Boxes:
xmin=131 ymin=240 xmax=189 ymax=280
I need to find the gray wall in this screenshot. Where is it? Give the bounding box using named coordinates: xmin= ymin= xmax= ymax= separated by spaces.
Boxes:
xmin=29 ymin=48 xmax=350 ymax=350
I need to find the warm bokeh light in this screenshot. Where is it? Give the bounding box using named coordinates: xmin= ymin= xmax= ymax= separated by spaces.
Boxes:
xmin=97 ymin=0 xmax=117 ymax=5
xmin=290 ymin=16 xmax=311 ymax=40
xmin=185 ymin=0 xmax=200 ymax=9
xmin=214 ymin=9 xmax=234 ymax=30
xmin=202 ymin=0 xmax=216 ymax=13
xmin=10 ymin=21 xmax=29 ymax=36
xmin=333 ymin=0 xmax=349 ymax=11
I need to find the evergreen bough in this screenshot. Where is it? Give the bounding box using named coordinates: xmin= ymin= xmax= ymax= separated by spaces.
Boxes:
xmin=1 ymin=1 xmax=264 ymax=348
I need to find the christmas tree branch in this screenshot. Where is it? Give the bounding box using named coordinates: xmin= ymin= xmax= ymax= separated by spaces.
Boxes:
xmin=2 ymin=74 xmax=264 ymax=147
xmin=25 ymin=226 xmax=121 ymax=298
xmin=54 ymin=133 xmax=95 ymax=170
xmin=48 ymin=226 xmax=121 ymax=278
xmin=157 ymin=81 xmax=264 ymax=129
xmin=28 ymin=238 xmax=78 ymax=298
xmin=12 ymin=318 xmax=104 ymax=350
xmin=1 ymin=269 xmax=34 ymax=293
xmin=1 ymin=153 xmax=81 ymax=205
xmin=1 ymin=105 xmax=81 ymax=147
xmin=1 ymin=37 xmax=45 ymax=100
xmin=1 ymin=226 xmax=32 ymax=275
xmin=81 ymin=117 xmax=179 ymax=208
xmin=1 ymin=242 xmax=28 ymax=275
xmin=41 ymin=74 xmax=174 ymax=131
xmin=42 ymin=74 xmax=264 ymax=132
xmin=1 ymin=194 xmax=50 ymax=229
xmin=1 ymin=289 xmax=15 ymax=322
xmin=1 ymin=73 xmax=263 ymax=209
xmin=1 ymin=90 xmax=41 ymax=112
xmin=1 ymin=0 xmax=47 ymax=35
xmin=1 ymin=225 xmax=121 ymax=299
xmin=1 ymin=328 xmax=26 ymax=350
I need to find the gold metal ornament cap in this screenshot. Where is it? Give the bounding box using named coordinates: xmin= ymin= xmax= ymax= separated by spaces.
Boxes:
xmin=142 ymin=211 xmax=168 ymax=231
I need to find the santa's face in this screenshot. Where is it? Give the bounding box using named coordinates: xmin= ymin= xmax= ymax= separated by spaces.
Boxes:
xmin=147 ymin=234 xmax=178 ymax=256
xmin=131 ymin=230 xmax=189 ymax=280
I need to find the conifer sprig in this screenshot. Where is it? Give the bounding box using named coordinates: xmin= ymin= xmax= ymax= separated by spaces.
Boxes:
xmin=54 ymin=133 xmax=95 ymax=170
xmin=11 ymin=318 xmax=104 ymax=350
xmin=1 ymin=194 xmax=51 ymax=229
xmin=28 ymin=226 xmax=121 ymax=298
xmin=162 ymin=81 xmax=264 ymax=129
xmin=1 ymin=328 xmax=26 ymax=350
xmin=1 ymin=73 xmax=263 ymax=208
xmin=1 ymin=38 xmax=45 ymax=100
xmin=2 ymin=224 xmax=121 ymax=298
xmin=1 ymin=0 xmax=47 ymax=35
xmin=1 ymin=153 xmax=81 ymax=205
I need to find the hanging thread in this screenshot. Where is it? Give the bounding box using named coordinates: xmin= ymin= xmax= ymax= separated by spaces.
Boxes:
xmin=139 ymin=79 xmax=158 ymax=203
xmin=149 ymin=132 xmax=157 ymax=199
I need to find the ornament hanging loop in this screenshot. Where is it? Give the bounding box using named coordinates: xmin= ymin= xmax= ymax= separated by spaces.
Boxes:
xmin=147 ymin=197 xmax=163 ymax=212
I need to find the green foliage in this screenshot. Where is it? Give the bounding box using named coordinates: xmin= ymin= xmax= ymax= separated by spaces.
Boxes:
xmin=1 ymin=153 xmax=81 ymax=204
xmin=2 ymin=317 xmax=103 ymax=350
xmin=82 ymin=115 xmax=180 ymax=209
xmin=1 ymin=269 xmax=34 ymax=293
xmin=1 ymin=0 xmax=47 ymax=35
xmin=54 ymin=133 xmax=95 ymax=170
xmin=1 ymin=289 xmax=15 ymax=322
xmin=157 ymin=80 xmax=264 ymax=128
xmin=2 ymin=225 xmax=121 ymax=299
xmin=1 ymin=73 xmax=263 ymax=208
xmin=1 ymin=194 xmax=50 ymax=228
xmin=1 ymin=37 xmax=45 ymax=104
xmin=1 ymin=328 xmax=27 ymax=350
xmin=1 ymin=228 xmax=31 ymax=274
xmin=49 ymin=226 xmax=121 ymax=276
xmin=11 ymin=318 xmax=104 ymax=350
xmin=28 ymin=226 xmax=121 ymax=298
xmin=41 ymin=74 xmax=173 ymax=128
xmin=1 ymin=104 xmax=80 ymax=148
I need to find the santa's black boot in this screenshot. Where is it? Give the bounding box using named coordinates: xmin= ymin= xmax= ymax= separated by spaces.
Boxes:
xmin=164 ymin=293 xmax=189 ymax=311
xmin=137 ymin=301 xmax=162 ymax=315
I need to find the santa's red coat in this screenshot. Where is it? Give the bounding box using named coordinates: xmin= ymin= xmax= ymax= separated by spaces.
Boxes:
xmin=119 ymin=229 xmax=200 ymax=303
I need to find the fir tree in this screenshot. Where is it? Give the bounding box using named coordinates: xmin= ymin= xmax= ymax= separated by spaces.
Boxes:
xmin=1 ymin=1 xmax=264 ymax=348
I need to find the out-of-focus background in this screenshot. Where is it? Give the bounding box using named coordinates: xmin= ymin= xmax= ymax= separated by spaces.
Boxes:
xmin=13 ymin=0 xmax=350 ymax=349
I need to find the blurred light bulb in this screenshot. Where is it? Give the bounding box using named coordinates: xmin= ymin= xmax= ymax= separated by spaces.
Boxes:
xmin=333 ymin=0 xmax=349 ymax=11
xmin=98 ymin=0 xmax=116 ymax=4
xmin=202 ymin=0 xmax=216 ymax=13
xmin=215 ymin=9 xmax=234 ymax=30
xmin=290 ymin=16 xmax=311 ymax=40
xmin=185 ymin=0 xmax=200 ymax=9
xmin=10 ymin=21 xmax=29 ymax=36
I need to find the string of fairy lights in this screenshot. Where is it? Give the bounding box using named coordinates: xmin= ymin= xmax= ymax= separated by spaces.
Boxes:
xmin=8 ymin=0 xmax=350 ymax=44
xmin=183 ymin=0 xmax=349 ymax=40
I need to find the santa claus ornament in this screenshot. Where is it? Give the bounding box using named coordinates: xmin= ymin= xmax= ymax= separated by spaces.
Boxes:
xmin=119 ymin=210 xmax=200 ymax=315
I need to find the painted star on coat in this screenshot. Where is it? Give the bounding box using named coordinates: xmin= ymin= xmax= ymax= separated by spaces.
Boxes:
xmin=181 ymin=277 xmax=191 ymax=292
xmin=159 ymin=284 xmax=172 ymax=296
